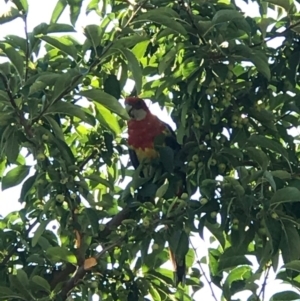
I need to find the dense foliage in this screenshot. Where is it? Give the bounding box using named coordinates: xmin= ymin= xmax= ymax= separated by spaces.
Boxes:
xmin=2 ymin=0 xmax=300 ymax=300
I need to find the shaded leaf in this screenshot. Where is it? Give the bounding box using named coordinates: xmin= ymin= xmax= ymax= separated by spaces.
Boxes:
xmin=79 ymin=89 xmax=129 ymax=120
xmin=2 ymin=165 xmax=30 ymax=191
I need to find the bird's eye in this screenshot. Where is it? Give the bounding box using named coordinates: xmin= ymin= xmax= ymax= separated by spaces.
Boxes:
xmin=136 ymin=100 xmax=142 ymax=108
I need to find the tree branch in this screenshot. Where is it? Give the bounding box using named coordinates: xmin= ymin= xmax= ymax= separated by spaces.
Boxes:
xmin=190 ymin=239 xmax=218 ymax=301
xmin=251 ymin=20 xmax=300 ymax=48
xmin=178 ymin=0 xmax=206 ymax=45
xmin=257 ymin=265 xmax=271 ymax=301
xmin=58 ymin=240 xmax=121 ymax=300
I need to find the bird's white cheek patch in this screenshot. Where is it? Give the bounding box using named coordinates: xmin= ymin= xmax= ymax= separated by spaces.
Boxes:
xmin=133 ymin=109 xmax=147 ymax=120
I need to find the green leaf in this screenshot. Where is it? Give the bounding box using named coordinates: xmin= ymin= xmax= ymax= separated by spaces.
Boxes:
xmin=5 ymin=131 xmax=19 ymax=163
xmin=134 ymin=8 xmax=187 ymax=35
xmin=46 ymin=246 xmax=77 ymax=264
xmin=47 ymin=23 xmax=76 ymax=33
xmin=0 ymin=90 xmax=10 ymax=103
xmin=212 ymin=9 xmax=245 ymax=24
xmin=0 ymin=43 xmax=24 ymax=78
xmin=79 ymin=89 xmax=129 ymax=120
xmin=20 ymin=174 xmax=37 ymax=201
xmin=245 ymin=147 xmax=269 ymax=170
xmin=249 ymin=50 xmax=271 ymax=80
xmin=0 ymin=7 xmax=20 ymax=25
xmin=94 ymin=103 xmax=121 ymax=136
xmin=32 ymin=220 xmax=49 ymax=247
xmin=2 ymin=165 xmax=30 ymax=191
xmin=84 ymin=24 xmax=101 ymax=51
xmin=103 ymin=74 xmax=121 ymax=100
xmin=223 ymin=266 xmax=252 ymax=300
xmin=281 ymin=220 xmax=300 ymax=264
xmin=284 ymin=260 xmax=300 ymax=273
xmin=50 ymin=0 xmax=67 ymax=23
xmin=11 ymin=0 xmax=28 ymax=13
xmin=271 ymin=170 xmax=291 ymax=180
xmin=264 ymin=171 xmax=276 ymax=191
xmin=265 ymin=0 xmax=292 ymax=12
xmin=40 ymin=36 xmax=78 ymax=59
xmin=248 ymin=135 xmax=288 ymax=158
xmin=118 ymin=48 xmax=143 ymax=95
xmin=85 ymin=208 xmax=99 ymax=236
xmin=68 ymin=0 xmax=83 ymax=26
xmin=16 ymin=269 xmax=29 ymax=287
xmin=52 ymin=138 xmax=76 ymax=165
xmin=132 ymin=40 xmax=150 ymax=60
xmin=85 ymin=174 xmax=114 ymax=190
xmin=0 ymin=286 xmax=22 ymax=298
xmin=46 ymin=101 xmax=95 ymax=126
xmin=218 ymin=255 xmax=252 ymax=272
xmin=270 ymin=187 xmax=300 ymax=205
xmin=31 ymin=275 xmax=51 ymax=293
xmin=155 ymin=179 xmax=169 ymax=198
xmin=270 ymin=291 xmax=300 ymax=301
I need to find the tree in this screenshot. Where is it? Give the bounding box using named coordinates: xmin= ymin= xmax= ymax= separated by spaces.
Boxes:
xmin=1 ymin=0 xmax=300 ymax=300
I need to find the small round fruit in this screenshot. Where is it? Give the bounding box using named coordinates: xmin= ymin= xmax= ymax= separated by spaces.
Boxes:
xmin=192 ymin=154 xmax=199 ymax=163
xmin=60 ymin=178 xmax=68 ymax=184
xmin=181 ymin=193 xmax=189 ymax=200
xmin=228 ymin=87 xmax=234 ymax=93
xmin=56 ymin=194 xmax=65 ymax=203
xmin=258 ymin=227 xmax=267 ymax=236
xmin=200 ymin=197 xmax=208 ymax=205
xmin=42 ymin=134 xmax=49 ymax=141
xmin=99 ymin=224 xmax=105 ymax=231
xmin=212 ymin=97 xmax=218 ymax=104
xmin=142 ymin=218 xmax=150 ymax=227
xmin=193 ymin=115 xmax=201 ymax=122
xmin=232 ymin=218 xmax=239 ymax=225
xmin=210 ymin=117 xmax=218 ymax=125
xmin=210 ymin=211 xmax=218 ymax=218
xmin=152 ymin=243 xmax=159 ymax=250
xmin=232 ymin=224 xmax=239 ymax=230
xmin=209 ymin=79 xmax=216 ymax=88
xmin=205 ymin=88 xmax=214 ymax=96
xmin=242 ymin=117 xmax=249 ymax=125
xmin=83 ymin=77 xmax=91 ymax=86
xmin=271 ymin=212 xmax=279 ymax=220
xmin=188 ymin=161 xmax=196 ymax=168
xmin=232 ymin=115 xmax=239 ymax=122
xmin=184 ymin=226 xmax=191 ymax=234
xmin=36 ymin=153 xmax=46 ymax=161
xmin=70 ymin=193 xmax=77 ymax=199
xmin=193 ymin=122 xmax=200 ymax=129
xmin=210 ymin=159 xmax=217 ymax=166
xmin=218 ymin=163 xmax=226 ymax=173
xmin=205 ymin=134 xmax=210 ymax=141
xmin=226 ymin=71 xmax=233 ymax=79
xmin=198 ymin=162 xmax=204 ymax=168
xmin=199 ymin=144 xmax=207 ymax=151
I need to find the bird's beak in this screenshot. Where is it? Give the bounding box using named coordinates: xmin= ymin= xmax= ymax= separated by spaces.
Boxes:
xmin=125 ymin=104 xmax=133 ymax=117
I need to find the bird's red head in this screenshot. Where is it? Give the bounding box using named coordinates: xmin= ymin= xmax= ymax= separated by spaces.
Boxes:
xmin=125 ymin=97 xmax=150 ymax=121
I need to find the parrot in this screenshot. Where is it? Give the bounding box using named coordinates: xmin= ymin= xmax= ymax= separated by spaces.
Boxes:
xmin=125 ymin=96 xmax=188 ymax=286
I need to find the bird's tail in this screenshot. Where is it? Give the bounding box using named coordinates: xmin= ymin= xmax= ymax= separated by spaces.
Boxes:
xmin=169 ymin=248 xmax=186 ymax=287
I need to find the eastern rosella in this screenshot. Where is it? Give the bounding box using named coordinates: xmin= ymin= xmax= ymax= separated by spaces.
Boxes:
xmin=125 ymin=96 xmax=187 ymax=286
